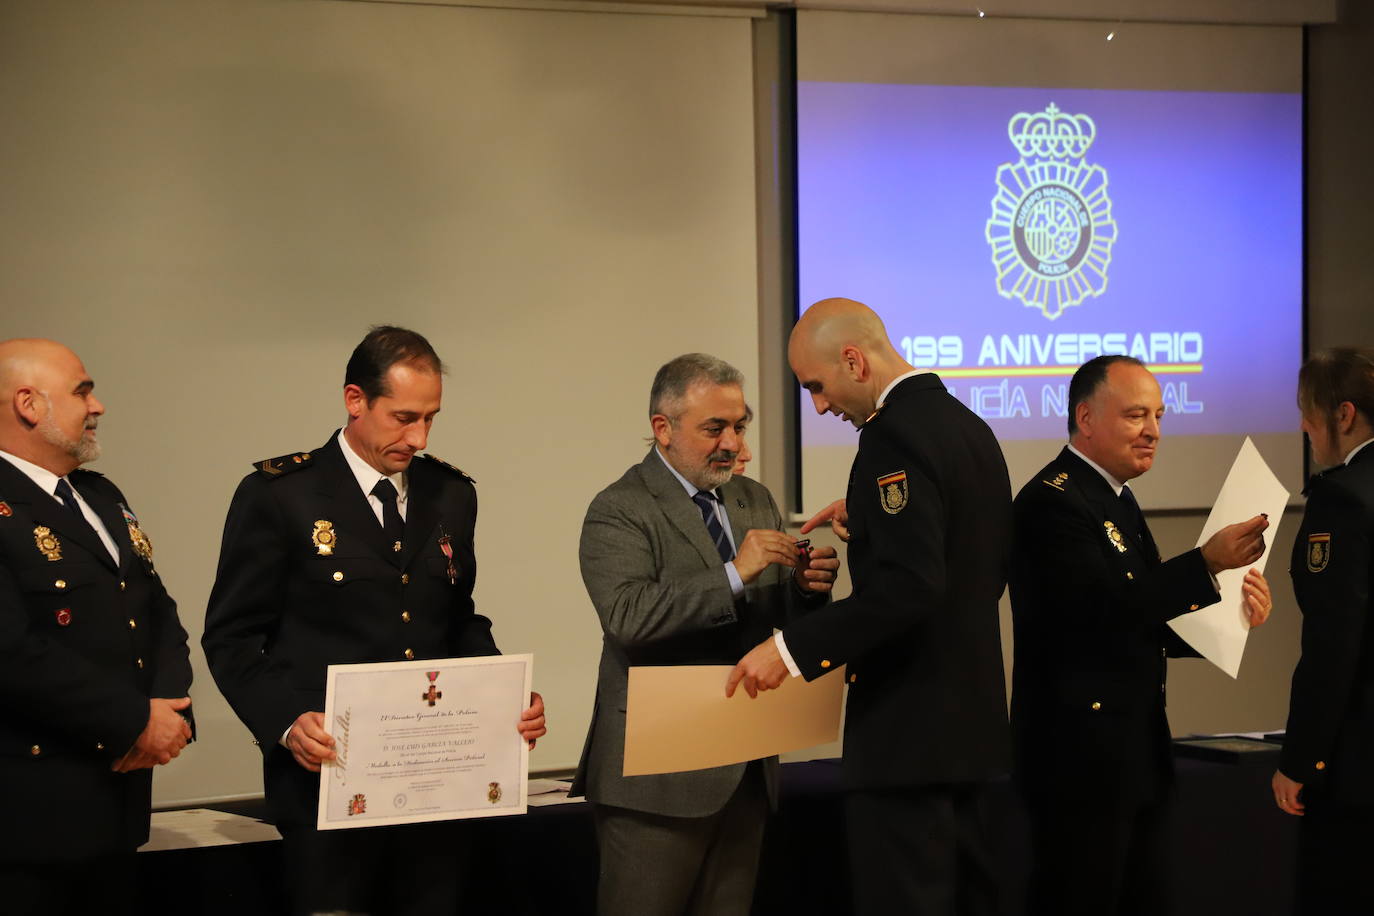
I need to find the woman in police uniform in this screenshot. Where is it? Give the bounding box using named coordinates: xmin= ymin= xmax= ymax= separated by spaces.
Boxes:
xmin=1274 ymin=348 xmax=1374 ymax=915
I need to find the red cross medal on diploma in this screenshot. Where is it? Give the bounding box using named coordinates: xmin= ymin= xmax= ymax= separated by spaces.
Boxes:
xmin=438 ymin=527 xmax=457 ymax=585
xmin=422 ymin=670 xmax=442 ymax=707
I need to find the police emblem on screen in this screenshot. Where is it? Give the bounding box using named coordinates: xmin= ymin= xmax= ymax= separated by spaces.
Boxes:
xmin=985 ymin=103 xmax=1118 ymax=320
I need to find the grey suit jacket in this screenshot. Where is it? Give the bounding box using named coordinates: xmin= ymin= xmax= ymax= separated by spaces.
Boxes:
xmin=572 ymin=448 xmax=823 ymax=817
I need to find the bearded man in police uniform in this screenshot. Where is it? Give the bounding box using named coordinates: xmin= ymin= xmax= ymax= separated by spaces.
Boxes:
xmin=1273 ymin=348 xmax=1374 ymax=915
xmin=0 ymin=338 xmax=193 ymax=916
xmin=203 ymin=326 xmax=545 ymax=916
xmin=1009 ymin=354 xmax=1272 ymax=916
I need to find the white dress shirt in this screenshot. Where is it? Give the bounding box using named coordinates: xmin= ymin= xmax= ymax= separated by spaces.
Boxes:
xmin=338 ymin=429 xmax=409 ymax=523
xmin=1344 ymin=437 xmax=1374 ymax=466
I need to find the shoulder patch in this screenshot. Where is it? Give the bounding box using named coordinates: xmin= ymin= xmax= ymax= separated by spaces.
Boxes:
xmin=1041 ymin=469 xmax=1069 ymax=492
xmin=419 ymin=453 xmax=475 ymax=483
xmin=254 ymin=451 xmax=315 ymax=478
xmin=1307 ymin=533 xmax=1331 ymax=573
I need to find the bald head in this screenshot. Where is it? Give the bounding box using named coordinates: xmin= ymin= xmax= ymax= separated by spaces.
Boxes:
xmin=789 ymin=298 xmax=895 ymax=363
xmin=788 ymin=298 xmax=913 ymax=429
xmin=0 ymin=338 xmax=104 ymax=475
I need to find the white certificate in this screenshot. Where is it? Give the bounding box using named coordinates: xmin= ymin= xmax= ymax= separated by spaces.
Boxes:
xmin=1168 ymin=437 xmax=1290 ymax=678
xmin=317 ymin=654 xmax=532 ymax=830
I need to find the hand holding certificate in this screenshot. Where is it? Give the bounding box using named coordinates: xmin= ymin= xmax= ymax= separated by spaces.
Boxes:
xmin=623 ymin=664 xmax=845 ymax=776
xmin=318 ymin=654 xmax=533 ymax=830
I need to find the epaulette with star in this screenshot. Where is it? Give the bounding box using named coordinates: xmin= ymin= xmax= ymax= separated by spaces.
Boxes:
xmin=253 ymin=450 xmax=316 ymax=479
xmin=419 ymin=453 xmax=475 ymax=484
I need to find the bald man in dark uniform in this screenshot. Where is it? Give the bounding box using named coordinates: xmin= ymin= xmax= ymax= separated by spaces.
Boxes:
xmin=0 ymin=338 xmax=193 ymax=916
xmin=730 ymin=298 xmax=1013 ymax=915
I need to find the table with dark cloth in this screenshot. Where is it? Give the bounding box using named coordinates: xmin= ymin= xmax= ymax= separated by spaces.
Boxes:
xmin=141 ymin=754 xmax=1297 ymax=915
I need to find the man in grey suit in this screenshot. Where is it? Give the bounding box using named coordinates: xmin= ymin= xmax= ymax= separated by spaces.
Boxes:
xmin=573 ymin=353 xmax=838 ymax=916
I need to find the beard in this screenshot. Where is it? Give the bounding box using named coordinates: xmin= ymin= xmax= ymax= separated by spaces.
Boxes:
xmin=697 ymin=456 xmax=734 ymax=491
xmin=665 ymin=441 xmax=736 ymax=491
xmin=38 ymin=414 xmax=101 ymax=465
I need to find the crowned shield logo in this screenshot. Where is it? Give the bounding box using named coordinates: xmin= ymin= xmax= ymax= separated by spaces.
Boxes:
xmin=985 ymin=103 xmax=1118 ymax=320
xmin=348 ymin=793 xmax=367 ymax=816
xmin=1307 ymin=533 xmax=1330 ymax=573
xmin=1104 ymin=520 xmax=1128 ymax=554
xmin=877 ymin=471 xmax=908 ymax=515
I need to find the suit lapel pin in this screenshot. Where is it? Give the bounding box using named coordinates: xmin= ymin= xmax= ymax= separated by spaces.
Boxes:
xmin=312 ymin=519 xmax=337 ymax=556
xmin=34 ymin=525 xmax=62 ymax=561
xmin=55 ymin=608 xmax=72 ymax=626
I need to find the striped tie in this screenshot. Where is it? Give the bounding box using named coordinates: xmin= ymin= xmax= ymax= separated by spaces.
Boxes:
xmin=692 ymin=490 xmax=734 ymax=563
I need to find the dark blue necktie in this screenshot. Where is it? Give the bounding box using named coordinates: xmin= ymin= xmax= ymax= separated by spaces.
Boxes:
xmin=371 ymin=478 xmax=405 ymax=549
xmin=1119 ymin=484 xmax=1159 ymax=563
xmin=54 ymin=479 xmax=96 ymax=536
xmin=692 ymin=490 xmax=734 ymax=563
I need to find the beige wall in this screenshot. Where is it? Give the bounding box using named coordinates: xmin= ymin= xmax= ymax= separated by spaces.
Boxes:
xmin=0 ymin=0 xmax=760 ymax=804
xmin=2 ymin=0 xmax=1369 ymax=804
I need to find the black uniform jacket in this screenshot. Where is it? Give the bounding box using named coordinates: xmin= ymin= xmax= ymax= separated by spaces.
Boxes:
xmin=1281 ymin=444 xmax=1374 ymax=803
xmin=1010 ymin=447 xmax=1217 ymax=809
xmin=782 ymin=373 xmax=1014 ymax=790
xmin=0 ymin=460 xmax=193 ymax=862
xmin=202 ymin=434 xmax=500 ymax=827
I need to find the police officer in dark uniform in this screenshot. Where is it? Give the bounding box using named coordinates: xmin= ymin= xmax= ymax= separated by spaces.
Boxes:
xmin=1010 ymin=354 xmax=1270 ymax=916
xmin=729 ymin=298 xmax=1013 ymax=915
xmin=202 ymin=326 xmax=545 ymax=916
xmin=1274 ymin=348 xmax=1374 ymax=915
xmin=0 ymin=338 xmax=193 ymax=916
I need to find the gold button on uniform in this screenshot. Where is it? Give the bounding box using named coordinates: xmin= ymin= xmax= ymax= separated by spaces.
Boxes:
xmin=30 ymin=745 xmax=41 ymax=756
xmin=119 ymin=581 xmax=127 ymax=592
xmin=54 ymin=579 xmax=66 ymax=590
xmin=1126 ymin=572 xmax=1134 ymax=580
xmin=820 ymin=659 xmax=831 ymax=669
xmin=128 ymin=619 xmax=137 ymax=630
xmin=401 ymin=573 xmax=410 ymax=585
xmin=96 ymin=742 xmax=104 ymax=751
xmin=332 ymin=571 xmax=344 ymax=582
xmin=136 ymin=658 xmax=145 ymax=669
xmin=401 ymin=611 xmax=411 ymax=623
xmin=1091 ymin=701 xmax=1102 ymax=711
xmin=1315 ymin=761 xmax=1327 ymax=771
xmin=404 ymin=648 xmax=415 ymax=660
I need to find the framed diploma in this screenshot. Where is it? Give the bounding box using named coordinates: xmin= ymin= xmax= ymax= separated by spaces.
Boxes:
xmin=317 ymin=654 xmax=532 ymax=830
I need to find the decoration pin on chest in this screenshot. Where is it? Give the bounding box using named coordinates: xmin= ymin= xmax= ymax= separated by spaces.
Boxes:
xmin=438 ymin=525 xmax=457 ymax=585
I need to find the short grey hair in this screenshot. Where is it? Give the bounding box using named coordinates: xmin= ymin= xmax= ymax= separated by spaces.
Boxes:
xmin=649 ymin=353 xmax=744 ymax=421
